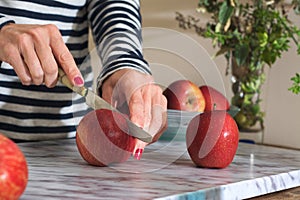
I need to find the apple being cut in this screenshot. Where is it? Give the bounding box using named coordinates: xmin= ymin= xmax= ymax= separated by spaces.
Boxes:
xmin=0 ymin=134 xmax=28 ymax=200
xmin=76 ymin=109 xmax=138 ymax=166
xmin=186 ymin=110 xmax=239 ymax=168
xmin=199 ymin=85 xmax=230 ymax=112
xmin=163 ymin=80 xmax=205 ymax=112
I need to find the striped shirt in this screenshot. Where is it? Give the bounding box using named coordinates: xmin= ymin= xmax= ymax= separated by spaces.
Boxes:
xmin=0 ymin=0 xmax=150 ymax=140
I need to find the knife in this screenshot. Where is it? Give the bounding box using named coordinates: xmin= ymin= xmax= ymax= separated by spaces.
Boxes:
xmin=57 ymin=68 xmax=153 ymax=143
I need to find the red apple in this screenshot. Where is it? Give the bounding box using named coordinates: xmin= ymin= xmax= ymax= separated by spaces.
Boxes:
xmin=76 ymin=109 xmax=137 ymax=166
xmin=186 ymin=110 xmax=239 ymax=168
xmin=163 ymin=80 xmax=205 ymax=112
xmin=0 ymin=134 xmax=28 ymax=200
xmin=199 ymin=85 xmax=230 ymax=112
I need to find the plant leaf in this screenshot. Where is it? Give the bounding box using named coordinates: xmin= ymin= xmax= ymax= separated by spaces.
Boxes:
xmin=224 ymin=18 xmax=231 ymax=32
xmin=234 ymin=44 xmax=249 ymax=66
xmin=215 ymin=22 xmax=222 ymax=33
xmin=288 ymin=73 xmax=300 ymax=94
xmin=218 ymin=1 xmax=234 ymax=26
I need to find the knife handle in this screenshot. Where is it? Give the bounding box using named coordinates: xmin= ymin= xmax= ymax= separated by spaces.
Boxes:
xmin=58 ymin=68 xmax=87 ymax=97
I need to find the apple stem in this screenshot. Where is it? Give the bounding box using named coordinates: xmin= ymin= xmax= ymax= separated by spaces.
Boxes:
xmin=213 ymin=103 xmax=217 ymax=110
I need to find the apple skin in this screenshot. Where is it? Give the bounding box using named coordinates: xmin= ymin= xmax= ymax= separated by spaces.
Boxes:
xmin=199 ymin=85 xmax=230 ymax=112
xmin=76 ymin=109 xmax=137 ymax=166
xmin=186 ymin=111 xmax=239 ymax=168
xmin=163 ymin=80 xmax=205 ymax=112
xmin=0 ymin=134 xmax=28 ymax=200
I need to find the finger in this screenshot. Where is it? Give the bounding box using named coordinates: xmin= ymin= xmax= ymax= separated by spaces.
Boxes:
xmin=128 ymin=91 xmax=145 ymax=128
xmin=141 ymin=85 xmax=152 ymax=131
xmin=149 ymin=107 xmax=162 ymax=137
xmin=130 ymin=86 xmax=152 ymax=161
xmin=149 ymin=89 xmax=168 ymax=142
xmin=48 ymin=24 xmax=83 ymax=86
xmin=15 ymin=59 xmax=32 ymax=86
xmin=128 ymin=90 xmax=147 ymax=160
xmin=35 ymin=44 xmax=58 ymax=88
xmin=19 ymin=35 xmax=44 ymax=85
xmin=4 ymin=45 xmax=32 ymax=85
xmin=149 ymin=104 xmax=168 ymax=143
xmin=132 ymin=90 xmax=167 ymax=159
xmin=133 ymin=140 xmax=147 ymax=160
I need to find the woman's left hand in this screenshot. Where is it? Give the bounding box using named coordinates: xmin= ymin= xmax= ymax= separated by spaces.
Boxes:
xmin=101 ymin=69 xmax=168 ymax=160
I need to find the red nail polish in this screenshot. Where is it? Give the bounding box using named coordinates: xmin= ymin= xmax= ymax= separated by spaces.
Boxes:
xmin=134 ymin=148 xmax=143 ymax=160
xmin=74 ymin=76 xmax=84 ymax=86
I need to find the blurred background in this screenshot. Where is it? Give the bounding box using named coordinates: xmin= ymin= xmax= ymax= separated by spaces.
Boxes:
xmin=140 ymin=0 xmax=300 ymax=149
xmin=90 ymin=0 xmax=300 ymax=149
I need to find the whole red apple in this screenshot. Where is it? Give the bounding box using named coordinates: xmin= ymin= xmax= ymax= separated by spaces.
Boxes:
xmin=0 ymin=134 xmax=28 ymax=200
xmin=76 ymin=109 xmax=138 ymax=166
xmin=199 ymin=85 xmax=230 ymax=112
xmin=163 ymin=80 xmax=205 ymax=112
xmin=186 ymin=111 xmax=239 ymax=168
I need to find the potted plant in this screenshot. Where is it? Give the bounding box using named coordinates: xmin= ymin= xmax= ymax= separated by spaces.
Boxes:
xmin=176 ymin=0 xmax=300 ymax=132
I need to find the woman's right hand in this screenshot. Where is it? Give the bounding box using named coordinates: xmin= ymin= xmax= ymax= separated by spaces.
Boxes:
xmin=0 ymin=23 xmax=84 ymax=87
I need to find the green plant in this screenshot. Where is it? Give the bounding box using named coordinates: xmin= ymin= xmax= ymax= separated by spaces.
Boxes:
xmin=176 ymin=0 xmax=300 ymax=131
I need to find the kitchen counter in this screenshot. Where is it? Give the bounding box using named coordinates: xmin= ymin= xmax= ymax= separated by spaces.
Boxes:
xmin=20 ymin=139 xmax=300 ymax=200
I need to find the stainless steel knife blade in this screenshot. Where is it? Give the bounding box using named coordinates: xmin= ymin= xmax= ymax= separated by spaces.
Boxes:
xmin=58 ymin=68 xmax=153 ymax=143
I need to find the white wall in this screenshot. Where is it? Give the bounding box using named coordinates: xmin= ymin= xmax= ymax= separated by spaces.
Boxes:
xmin=140 ymin=0 xmax=300 ymax=149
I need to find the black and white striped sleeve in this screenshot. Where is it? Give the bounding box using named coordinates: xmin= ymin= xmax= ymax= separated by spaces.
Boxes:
xmin=0 ymin=15 xmax=14 ymax=30
xmin=87 ymin=0 xmax=151 ymax=88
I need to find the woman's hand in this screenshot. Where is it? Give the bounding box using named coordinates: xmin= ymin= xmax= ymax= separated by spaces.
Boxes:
xmin=101 ymin=69 xmax=168 ymax=159
xmin=0 ymin=23 xmax=83 ymax=87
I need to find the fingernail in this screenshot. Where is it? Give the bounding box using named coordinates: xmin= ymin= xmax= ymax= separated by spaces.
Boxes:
xmin=134 ymin=148 xmax=143 ymax=160
xmin=74 ymin=76 xmax=84 ymax=86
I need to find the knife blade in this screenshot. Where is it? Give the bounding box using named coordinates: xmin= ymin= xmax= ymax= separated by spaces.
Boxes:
xmin=58 ymin=68 xmax=153 ymax=143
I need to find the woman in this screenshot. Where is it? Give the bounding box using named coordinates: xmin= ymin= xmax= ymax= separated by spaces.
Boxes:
xmin=0 ymin=0 xmax=167 ymax=160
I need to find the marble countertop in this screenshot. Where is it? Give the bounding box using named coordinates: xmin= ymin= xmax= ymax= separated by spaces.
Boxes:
xmin=19 ymin=139 xmax=300 ymax=200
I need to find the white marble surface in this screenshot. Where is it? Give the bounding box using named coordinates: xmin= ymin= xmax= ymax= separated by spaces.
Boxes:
xmin=19 ymin=139 xmax=300 ymax=200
